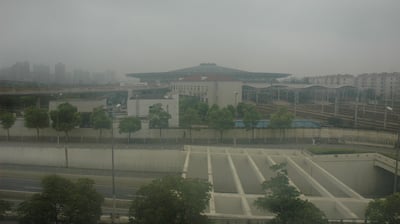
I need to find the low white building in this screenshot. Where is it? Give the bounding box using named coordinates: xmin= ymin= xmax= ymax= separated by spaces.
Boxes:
xmin=127 ymin=94 xmax=179 ymax=128
xmin=171 ymin=74 xmax=242 ymax=107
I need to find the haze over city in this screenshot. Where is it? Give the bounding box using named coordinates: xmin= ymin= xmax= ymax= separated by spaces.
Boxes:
xmin=1 ymin=0 xmax=400 ymax=77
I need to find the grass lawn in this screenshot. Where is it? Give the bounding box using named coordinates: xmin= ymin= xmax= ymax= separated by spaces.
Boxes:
xmin=306 ymin=147 xmax=358 ymax=155
xmin=307 ymin=146 xmax=399 ymax=161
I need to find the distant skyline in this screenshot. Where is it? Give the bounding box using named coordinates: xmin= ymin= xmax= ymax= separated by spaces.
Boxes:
xmin=1 ymin=0 xmax=399 ymax=78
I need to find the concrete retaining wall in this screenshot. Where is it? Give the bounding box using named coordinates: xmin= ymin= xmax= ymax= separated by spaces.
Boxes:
xmin=314 ymin=154 xmax=394 ymax=197
xmin=0 ymin=146 xmax=185 ymax=173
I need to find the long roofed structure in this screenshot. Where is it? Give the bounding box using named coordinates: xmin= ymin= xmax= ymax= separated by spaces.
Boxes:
xmin=127 ymin=63 xmax=291 ymax=83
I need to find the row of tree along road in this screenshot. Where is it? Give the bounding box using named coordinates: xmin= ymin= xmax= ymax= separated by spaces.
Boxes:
xmin=0 ymin=97 xmax=296 ymax=144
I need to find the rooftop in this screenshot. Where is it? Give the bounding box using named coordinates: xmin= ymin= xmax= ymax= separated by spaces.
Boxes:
xmin=127 ymin=63 xmax=291 ymax=83
xmin=177 ymin=74 xmax=237 ymax=82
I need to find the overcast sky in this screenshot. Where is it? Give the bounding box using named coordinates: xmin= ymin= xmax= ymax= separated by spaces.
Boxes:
xmin=0 ymin=0 xmax=399 ymax=77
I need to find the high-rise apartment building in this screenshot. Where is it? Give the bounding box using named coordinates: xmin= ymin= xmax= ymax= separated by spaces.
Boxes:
xmin=355 ymin=73 xmax=400 ymax=99
xmin=11 ymin=61 xmax=30 ymax=82
xmin=306 ymin=73 xmax=400 ymax=99
xmin=307 ymin=74 xmax=355 ymax=86
xmin=73 ymin=69 xmax=91 ymax=85
xmin=32 ymin=64 xmax=51 ymax=84
xmin=54 ymin=62 xmax=66 ymax=84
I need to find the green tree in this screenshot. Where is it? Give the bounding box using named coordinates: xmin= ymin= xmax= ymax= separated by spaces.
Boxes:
xmin=0 ymin=112 xmax=16 ymax=141
xmin=208 ymin=107 xmax=234 ymax=142
xmin=50 ymin=103 xmax=80 ymax=168
xmin=148 ymin=103 xmax=171 ymax=142
xmin=181 ymin=108 xmax=201 ymax=143
xmin=196 ymin=102 xmax=209 ymax=123
xmin=255 ymin=163 xmax=328 ymax=224
xmin=119 ymin=116 xmax=142 ymax=144
xmin=24 ymin=107 xmax=49 ymax=140
xmin=180 ymin=108 xmax=201 ymax=142
xmin=269 ymin=107 xmax=294 ymax=128
xmin=17 ymin=175 xmax=103 ymax=224
xmin=179 ymin=96 xmax=200 ymax=115
xmin=0 ymin=199 xmax=11 ymax=220
xmin=91 ymin=107 xmax=111 ymax=142
xmin=20 ymin=96 xmax=37 ymax=109
xmin=50 ymin=102 xmax=80 ymax=142
xmin=365 ymin=192 xmax=400 ymax=224
xmin=129 ymin=175 xmax=211 ymax=224
xmin=243 ymin=104 xmax=261 ymax=141
xmin=269 ymin=107 xmax=294 ymax=142
xmin=226 ymin=104 xmax=236 ymax=117
xmin=236 ymin=102 xmax=249 ymax=118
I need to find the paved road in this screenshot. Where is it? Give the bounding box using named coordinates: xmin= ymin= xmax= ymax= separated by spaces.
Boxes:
xmin=0 ymin=163 xmax=175 ymax=201
xmin=0 ymin=176 xmax=137 ymax=199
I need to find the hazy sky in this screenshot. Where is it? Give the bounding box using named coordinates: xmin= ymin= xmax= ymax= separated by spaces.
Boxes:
xmin=1 ymin=0 xmax=399 ymax=77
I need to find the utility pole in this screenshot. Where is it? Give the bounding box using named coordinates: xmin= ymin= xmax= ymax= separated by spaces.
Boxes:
xmin=354 ymin=90 xmax=359 ymax=128
xmin=294 ymin=91 xmax=299 ymax=117
xmin=394 ymin=132 xmax=399 ymax=193
xmin=111 ymin=104 xmax=120 ymax=223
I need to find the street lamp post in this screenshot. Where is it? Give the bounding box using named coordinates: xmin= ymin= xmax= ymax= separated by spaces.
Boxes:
xmin=384 ymin=105 xmax=392 ymax=129
xmin=354 ymin=90 xmax=360 ymax=128
xmin=294 ymin=91 xmax=299 ymax=117
xmin=111 ymin=104 xmax=120 ymax=223
xmin=234 ymin=91 xmax=238 ymax=107
xmin=382 ymin=105 xmax=398 ymax=193
xmin=57 ymin=93 xmax=62 ymax=144
xmin=57 ymin=112 xmax=60 ymax=144
xmin=394 ymin=132 xmax=399 ymax=193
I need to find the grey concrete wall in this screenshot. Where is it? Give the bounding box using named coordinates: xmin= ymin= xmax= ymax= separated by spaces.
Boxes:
xmin=214 ymin=195 xmax=243 ymax=215
xmin=309 ymin=199 xmax=342 ymax=220
xmin=231 ymin=155 xmax=263 ymax=194
xmin=0 ymin=145 xmax=65 ymax=167
xmin=286 ymin=159 xmax=323 ymax=196
xmin=341 ymin=200 xmax=369 ymax=219
xmin=291 ymin=157 xmax=349 ymax=198
xmin=211 ymin=154 xmax=237 ymax=193
xmin=249 ymin=154 xmax=275 ymax=181
xmin=186 ymin=153 xmax=208 ymax=180
xmin=0 ymin=146 xmax=185 ymax=173
xmin=314 ymin=154 xmax=393 ymax=197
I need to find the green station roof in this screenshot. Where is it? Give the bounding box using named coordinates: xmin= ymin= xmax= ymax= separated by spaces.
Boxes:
xmin=127 ymin=63 xmax=291 ymax=83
